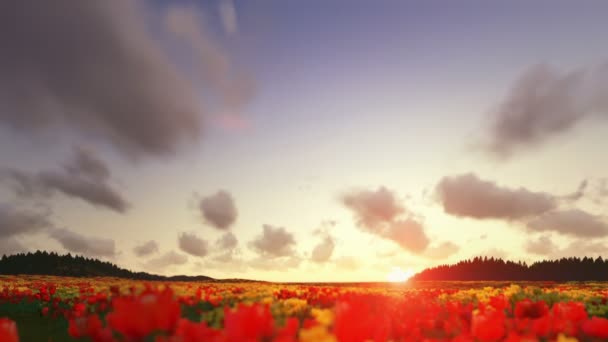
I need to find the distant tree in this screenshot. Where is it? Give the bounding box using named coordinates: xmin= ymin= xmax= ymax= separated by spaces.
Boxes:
xmin=413 ymin=256 xmax=608 ymax=281
xmin=0 ymin=251 xmax=213 ymax=281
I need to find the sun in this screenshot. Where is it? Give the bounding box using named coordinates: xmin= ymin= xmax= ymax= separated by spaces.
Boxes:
xmin=387 ymin=267 xmax=414 ymax=283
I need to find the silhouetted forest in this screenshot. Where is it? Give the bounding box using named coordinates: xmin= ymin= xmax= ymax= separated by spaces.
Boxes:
xmin=0 ymin=251 xmax=213 ymax=281
xmin=413 ymin=256 xmax=608 ymax=281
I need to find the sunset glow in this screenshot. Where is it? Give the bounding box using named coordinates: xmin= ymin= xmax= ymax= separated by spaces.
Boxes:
xmin=387 ymin=267 xmax=414 ymax=283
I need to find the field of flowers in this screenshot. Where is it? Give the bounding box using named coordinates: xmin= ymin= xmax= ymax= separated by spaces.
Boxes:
xmin=1 ymin=276 xmax=608 ymax=341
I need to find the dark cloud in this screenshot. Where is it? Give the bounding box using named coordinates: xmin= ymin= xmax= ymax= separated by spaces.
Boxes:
xmin=526 ymin=209 xmax=608 ymax=238
xmin=216 ymin=232 xmax=238 ymax=250
xmin=200 ymin=190 xmax=238 ymax=230
xmin=133 ymin=240 xmax=159 ymax=257
xmin=311 ymin=235 xmax=335 ymax=263
xmin=484 ymin=63 xmax=608 ymax=158
xmin=423 ymin=241 xmax=460 ymax=260
xmin=0 ymin=204 xmax=50 ymax=238
xmin=178 ymin=232 xmax=209 ymax=257
xmin=436 ymin=173 xmax=557 ymax=220
xmin=0 ymin=1 xmax=251 ymax=159
xmin=250 ymin=224 xmax=296 ymax=258
xmin=65 ymin=147 xmax=111 ymax=181
xmin=436 ymin=173 xmax=606 ymax=241
xmin=341 ymin=187 xmax=404 ymax=230
xmin=386 ymin=220 xmax=430 ymax=254
xmin=0 ymin=170 xmax=50 ymax=198
xmin=562 ymin=180 xmax=588 ymax=202
xmin=49 ymin=227 xmax=116 ymax=257
xmin=144 ymin=251 xmax=188 ymax=270
xmin=341 ymin=186 xmax=459 ymax=258
xmin=525 ymin=235 xmax=558 ymax=256
xmin=37 ymin=171 xmax=129 ymax=212
xmin=1 ymin=148 xmax=129 ymax=213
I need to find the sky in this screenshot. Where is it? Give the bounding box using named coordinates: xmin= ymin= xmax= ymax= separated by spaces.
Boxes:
xmin=2 ymin=0 xmax=608 ymax=282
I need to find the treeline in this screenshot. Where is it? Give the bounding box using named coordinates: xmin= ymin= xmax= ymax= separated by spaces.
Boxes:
xmin=413 ymin=256 xmax=608 ymax=281
xmin=0 ymin=251 xmax=213 ymax=281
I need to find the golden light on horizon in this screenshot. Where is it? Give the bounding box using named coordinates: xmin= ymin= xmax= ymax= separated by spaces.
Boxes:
xmin=386 ymin=267 xmax=414 ymax=283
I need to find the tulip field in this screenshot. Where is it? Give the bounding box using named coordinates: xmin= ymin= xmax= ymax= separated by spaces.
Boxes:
xmin=2 ymin=276 xmax=608 ymax=341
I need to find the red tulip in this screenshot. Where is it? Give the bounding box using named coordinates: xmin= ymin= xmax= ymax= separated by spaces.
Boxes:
xmin=0 ymin=318 xmax=19 ymax=342
xmin=582 ymin=317 xmax=608 ymax=339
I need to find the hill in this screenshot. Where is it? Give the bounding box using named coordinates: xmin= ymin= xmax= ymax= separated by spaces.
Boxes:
xmin=412 ymin=256 xmax=608 ymax=281
xmin=0 ymin=251 xmax=214 ymax=281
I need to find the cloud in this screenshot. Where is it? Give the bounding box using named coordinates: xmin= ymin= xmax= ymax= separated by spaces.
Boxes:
xmin=64 ymin=147 xmax=111 ymax=180
xmin=478 ymin=248 xmax=509 ymax=259
xmin=216 ymin=232 xmax=238 ymax=250
xmin=562 ymin=180 xmax=588 ymax=202
xmin=199 ymin=190 xmax=238 ymax=230
xmin=49 ymin=227 xmax=116 ymax=257
xmin=376 ymin=249 xmax=400 ymax=259
xmin=214 ymin=114 xmax=251 ymax=132
xmin=0 ymin=238 xmax=28 ymax=256
xmin=0 ymin=204 xmax=50 ymax=238
xmin=1 ymin=170 xmax=50 ymax=198
xmin=334 ymin=256 xmax=360 ymax=271
xmin=526 ymin=209 xmax=608 ymax=238
xmin=0 ymin=1 xmax=251 ymax=159
xmin=436 ymin=174 xmax=606 ymax=242
xmin=484 ymin=63 xmax=608 ymax=158
xmin=436 ymin=173 xmax=557 ymax=220
xmin=164 ymin=5 xmax=252 ymax=111
xmin=311 ymin=236 xmax=335 ymax=263
xmin=590 ymin=178 xmax=608 ymax=204
xmin=525 ymin=235 xmax=606 ymax=259
xmin=37 ymin=171 xmax=129 ymax=213
xmin=250 ymin=224 xmax=296 ymax=258
xmin=201 ymin=253 xmax=248 ymax=273
xmin=249 ymin=255 xmax=302 ymax=270
xmin=178 ymin=232 xmax=209 ymax=257
xmin=341 ymin=186 xmax=459 ymax=257
xmin=600 ymin=179 xmax=608 ymax=197
xmin=133 ymin=240 xmax=159 ymax=257
xmin=423 ymin=241 xmax=460 ymax=260
xmin=218 ymin=0 xmax=238 ymax=35
xmin=212 ymin=250 xmax=239 ymax=263
xmin=144 ymin=251 xmax=188 ymax=270
xmin=341 ymin=187 xmax=404 ymax=231
xmin=1 ymin=148 xmax=129 ymax=213
xmin=386 ymin=220 xmax=430 ymax=254
xmin=198 ymin=233 xmax=246 ymax=272
xmin=557 ymin=240 xmax=607 ymax=258
xmin=203 ymin=232 xmax=240 ymax=267
xmin=525 ymin=235 xmax=558 ymax=256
